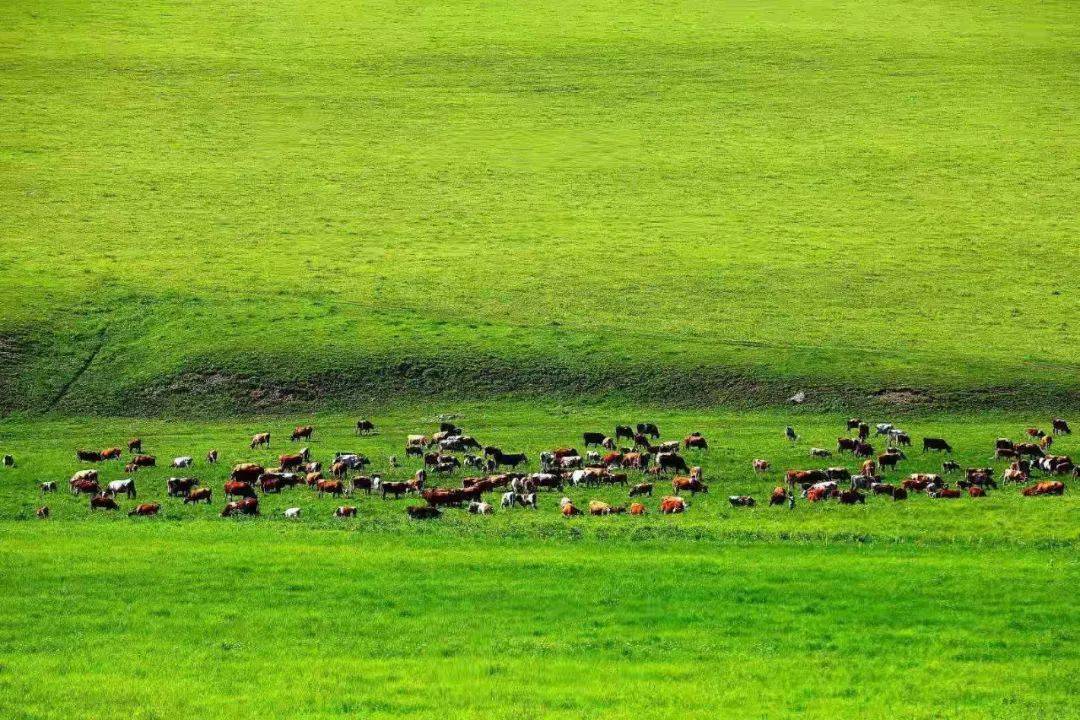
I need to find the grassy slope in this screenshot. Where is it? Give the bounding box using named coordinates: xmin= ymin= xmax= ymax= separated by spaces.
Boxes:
xmin=1 ymin=524 xmax=1076 ymax=719
xmin=1 ymin=0 xmax=1078 ymax=414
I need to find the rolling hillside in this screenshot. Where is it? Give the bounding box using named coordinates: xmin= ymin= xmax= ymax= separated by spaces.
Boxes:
xmin=1 ymin=0 xmax=1077 ymax=414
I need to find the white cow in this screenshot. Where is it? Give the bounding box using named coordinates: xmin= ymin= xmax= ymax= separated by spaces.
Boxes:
xmin=107 ymin=478 xmax=137 ymax=498
xmin=172 ymin=456 xmax=194 ymax=468
xmin=500 ymin=491 xmax=516 ymax=509
xmin=284 ymin=507 xmax=301 ymax=519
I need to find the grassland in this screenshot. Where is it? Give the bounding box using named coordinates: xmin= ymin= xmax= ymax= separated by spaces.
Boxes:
xmin=1 ymin=0 xmax=1078 ymax=414
xmin=2 ymin=523 xmax=1076 ymax=720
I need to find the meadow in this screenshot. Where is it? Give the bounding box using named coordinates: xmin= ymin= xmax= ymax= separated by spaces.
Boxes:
xmin=1 ymin=0 xmax=1078 ymax=414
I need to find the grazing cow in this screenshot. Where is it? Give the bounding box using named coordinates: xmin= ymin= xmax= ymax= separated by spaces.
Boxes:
xmin=968 ymin=487 xmax=987 ymax=498
xmin=785 ymin=426 xmax=798 ymax=443
xmin=825 ymin=467 xmax=851 ymax=482
xmin=36 ymin=506 xmax=49 ymax=519
xmin=259 ymin=476 xmax=283 ymax=493
xmin=846 ymin=418 xmax=862 ymax=430
xmin=629 ymin=502 xmax=646 ymax=516
xmin=407 ymin=435 xmax=432 ymax=449
xmin=857 ymin=423 xmax=870 ymax=440
xmin=849 ymin=475 xmax=874 ymax=490
xmin=929 ymin=488 xmax=961 ymax=499
xmin=492 ymin=451 xmax=528 ymax=469
xmin=877 ymin=452 xmax=901 ymax=470
xmin=184 ymin=487 xmax=212 ymax=504
xmin=70 ymin=478 xmax=101 ymax=496
xmin=942 ymin=460 xmax=960 ymax=473
xmin=230 ymin=463 xmax=264 ymax=483
xmin=124 ymin=462 xmax=139 ymax=473
xmin=131 ymin=454 xmax=156 ymax=467
xmin=892 ymin=488 xmax=908 ymax=501
xmin=250 ymin=432 xmax=271 ymax=449
xmin=853 ymin=442 xmax=874 ymax=458
xmin=221 ymin=497 xmax=259 ymax=517
xmin=279 ymin=448 xmax=310 ymax=470
xmin=922 ymin=437 xmax=952 ymax=453
xmin=407 ymin=505 xmax=441 ymax=520
xmin=629 ymin=482 xmax=653 ymax=497
xmin=875 ymin=423 xmax=894 ymax=436
xmin=671 ymin=476 xmax=708 ymax=495
xmin=1015 ymin=443 xmax=1046 ymax=458
xmin=1040 ymin=435 xmax=1054 ymax=449
xmin=128 ymin=438 xmax=142 ymax=453
xmin=350 ymin=475 xmax=375 ymax=495
xmin=753 ymin=459 xmax=771 ymax=473
xmin=889 ymin=430 xmax=911 ymax=447
xmin=101 ymin=447 xmax=122 ymax=460
xmin=2 ymin=454 xmax=13 ymax=467
xmin=335 ymin=506 xmax=358 ymax=517
xmin=529 ymin=473 xmax=564 ymax=491
xmin=90 ymin=494 xmax=120 ymax=511
xmin=168 ymin=477 xmax=200 ymax=496
xmin=836 ymin=438 xmax=859 ymax=453
xmin=658 ymin=440 xmax=680 ymax=454
xmin=656 ymin=452 xmax=689 ymax=474
xmin=728 ymin=495 xmax=755 ymax=507
xmin=660 ymin=496 xmax=687 ymax=514
xmin=206 ymin=450 xmax=218 ymax=464
xmin=559 ymin=501 xmax=581 ymax=517
xmin=903 ymin=473 xmax=940 ymax=491
xmin=106 ymin=478 xmax=137 ymax=499
xmin=40 ymin=481 xmax=57 ymax=494
xmin=583 ymin=432 xmax=607 ymax=447
xmin=871 ymin=483 xmax=897 ymax=497
xmin=994 ymin=447 xmax=1019 ymax=460
xmin=68 ymin=469 xmax=99 ymax=485
xmin=284 ymin=507 xmax=301 ymax=519
xmin=636 ymin=423 xmax=660 ymax=439
xmin=224 ymin=481 xmax=256 ymax=499
xmin=785 ymin=469 xmax=828 ymax=490
xmin=621 ymin=452 xmax=648 ymax=470
xmin=861 ymin=459 xmax=878 ymax=477
xmin=172 ymin=456 xmax=193 ymax=468
xmin=1022 ymin=481 xmax=1065 ymax=497
xmin=964 ymin=468 xmax=997 ymax=488
xmin=355 ymin=419 xmax=375 ymax=435
xmin=683 ymin=435 xmax=708 ymax=450
xmin=810 ymin=447 xmax=831 ymax=458
xmin=1003 ymin=465 xmax=1027 ymax=484
xmin=76 ymin=449 xmax=103 ymax=462
xmin=995 ymin=438 xmax=1015 ymax=451
xmin=767 ymin=487 xmax=788 ymax=506
xmin=1025 ymin=427 xmax=1045 ymax=438
xmin=1052 ymin=418 xmax=1071 ymax=435
xmin=468 ymin=501 xmax=494 ymax=515
xmin=837 ymin=489 xmax=865 ymax=504
xmin=380 ymin=481 xmax=410 ymax=500
xmin=291 ymin=425 xmax=314 ymax=441
xmin=614 ymin=425 xmax=635 ymax=441
xmin=317 ymin=480 xmax=346 ymax=498
xmin=129 ymin=503 xmax=160 ymax=517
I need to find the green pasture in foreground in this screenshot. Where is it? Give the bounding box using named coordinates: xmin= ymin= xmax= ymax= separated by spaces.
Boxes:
xmin=0 ymin=524 xmax=1076 ymax=719
xmin=1 ymin=0 xmax=1078 ymax=414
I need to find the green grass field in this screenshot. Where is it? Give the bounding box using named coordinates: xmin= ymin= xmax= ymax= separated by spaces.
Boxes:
xmin=2 ymin=0 xmax=1078 ymax=716
xmin=1 ymin=0 xmax=1077 ymax=413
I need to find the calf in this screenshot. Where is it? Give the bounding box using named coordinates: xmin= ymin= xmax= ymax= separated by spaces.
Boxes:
xmin=36 ymin=506 xmax=50 ymax=519
xmin=89 ymin=494 xmax=119 ymax=511
xmin=922 ymin=437 xmax=952 ymax=453
xmin=810 ymin=448 xmax=831 ymax=458
xmin=968 ymin=486 xmax=987 ymax=498
xmin=769 ymin=487 xmax=789 ymax=506
xmin=467 ymin=501 xmax=494 ymax=515
xmin=728 ymin=495 xmax=755 ymax=507
xmin=128 ymin=503 xmax=160 ymax=517
xmin=335 ymin=506 xmax=358 ymax=517
xmin=671 ymin=476 xmax=708 ymax=495
xmin=283 ymin=507 xmax=301 ymax=519
xmin=184 ymin=487 xmax=212 ymax=504
xmin=221 ymin=497 xmax=259 ymax=516
xmin=101 ymin=447 xmax=122 ymax=460
xmin=40 ymin=481 xmax=57 ymax=494
xmin=206 ymin=449 xmax=219 ymax=464
xmin=683 ymin=434 xmax=708 ymax=450
xmin=128 ymin=438 xmax=142 ymax=452
xmin=753 ymin=459 xmax=771 ymax=473
xmin=130 ymin=454 xmax=156 ymax=467
xmin=929 ymin=488 xmax=961 ymax=499
xmin=172 ymin=456 xmax=193 ymax=468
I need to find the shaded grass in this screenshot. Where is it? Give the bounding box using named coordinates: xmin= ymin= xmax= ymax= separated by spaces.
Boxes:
xmin=0 ymin=0 xmax=1077 ymax=413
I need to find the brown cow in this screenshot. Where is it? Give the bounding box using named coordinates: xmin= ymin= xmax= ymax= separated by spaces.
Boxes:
xmin=837 ymin=437 xmax=859 ymax=453
xmin=629 ymin=482 xmax=653 ymax=497
xmin=1015 ymin=443 xmax=1045 ymax=458
xmin=671 ymin=476 xmax=708 ymax=495
xmin=753 ymin=459 xmax=771 ymax=473
xmin=629 ymin=502 xmax=647 ymax=515
xmin=131 ymin=454 xmax=156 ymax=467
xmin=891 ymin=488 xmax=908 ymax=501
xmin=837 ymin=489 xmax=865 ymax=504
xmin=89 ymin=494 xmax=119 ymax=511
xmin=968 ymin=486 xmax=987 ymax=498
xmin=659 ymin=496 xmax=687 ymax=514
xmin=683 ymin=435 xmax=708 ymax=450
xmin=561 ymin=502 xmax=582 ymax=517
xmin=291 ymin=425 xmax=314 ymax=441
xmin=316 ymin=480 xmax=346 ymax=498
xmin=224 ymin=481 xmax=256 ymax=499
xmin=206 ymin=449 xmax=218 ymax=464
xmin=230 ymin=463 xmax=264 ymax=483
xmin=167 ymin=477 xmax=200 ymax=496
xmin=184 ymin=487 xmax=212 ymax=504
xmin=871 ymin=483 xmax=896 ymax=497
xmin=35 ymin=505 xmax=50 ymax=519
xmin=71 ymin=479 xmax=100 ymax=496
xmin=128 ymin=438 xmax=142 ymax=453
xmin=1022 ymin=481 xmax=1065 ymax=497
xmin=76 ymin=449 xmax=103 ymax=462
xmin=279 ymin=448 xmax=310 ymax=470
xmin=128 ymin=503 xmax=160 ymax=516
xmin=250 ymin=432 xmax=271 ymax=449
xmin=1025 ymin=427 xmax=1045 ymax=438
xmin=877 ymin=452 xmax=900 ymax=470
xmin=929 ymin=488 xmax=961 ymax=499
xmin=1052 ymin=418 xmax=1071 ymax=435
xmin=785 ymin=469 xmax=828 ymax=490
xmin=101 ymin=447 xmax=122 ymax=460
xmin=769 ymin=487 xmax=789 ymax=506
xmin=335 ymin=506 xmax=358 ymax=517
xmin=221 ymin=497 xmax=259 ymax=516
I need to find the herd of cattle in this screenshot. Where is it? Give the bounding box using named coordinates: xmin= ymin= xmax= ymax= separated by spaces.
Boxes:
xmin=20 ymin=416 xmax=1075 ymax=521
